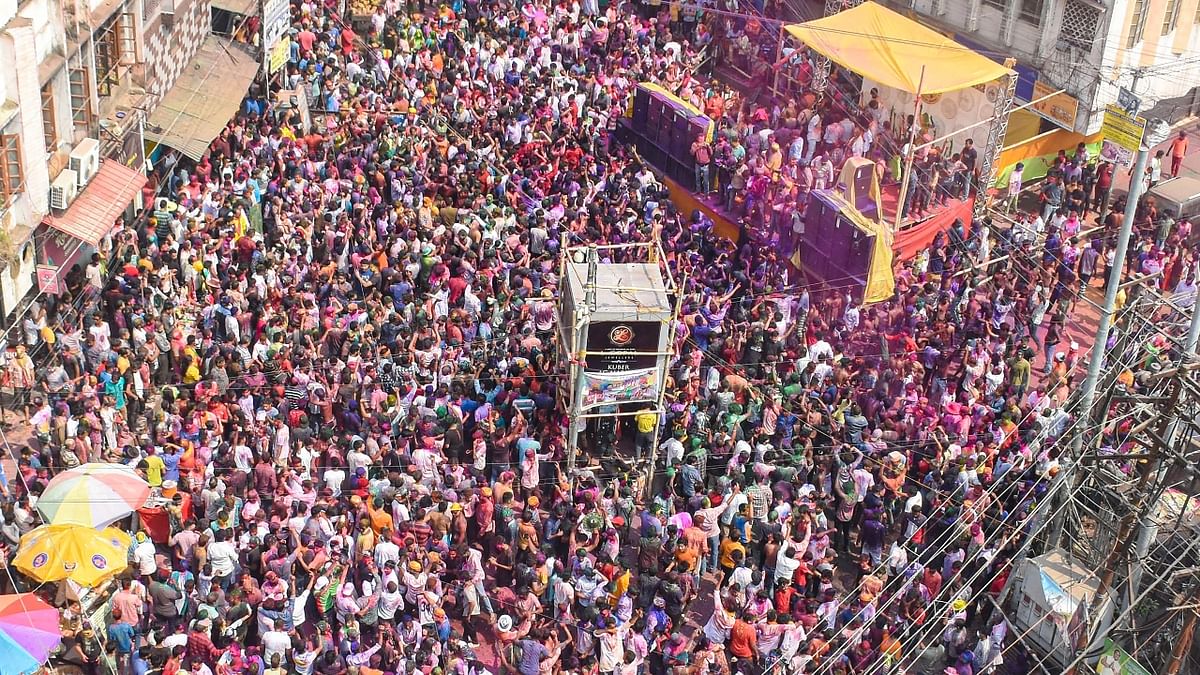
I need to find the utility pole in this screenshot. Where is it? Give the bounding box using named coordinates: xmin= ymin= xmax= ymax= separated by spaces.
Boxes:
xmin=1131 ymin=270 xmax=1200 ymax=594
xmin=1168 ymin=595 xmax=1199 ymax=674
xmin=1072 ymin=146 xmax=1150 ymax=456
xmin=1094 ymin=373 xmax=1178 ymax=609
xmin=1050 ymin=146 xmax=1152 ymax=554
xmin=1186 ymin=261 xmax=1200 ymax=354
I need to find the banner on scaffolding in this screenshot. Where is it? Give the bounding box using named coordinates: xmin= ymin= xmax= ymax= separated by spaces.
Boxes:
xmin=580 ymin=368 xmax=658 ymax=409
xmin=1097 ymin=638 xmax=1152 ymax=675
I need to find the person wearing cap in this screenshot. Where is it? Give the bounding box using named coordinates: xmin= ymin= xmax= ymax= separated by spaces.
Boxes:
xmin=0 ymin=0 xmax=1166 ymax=667
xmin=148 ymin=568 xmax=184 ymax=635
xmin=185 ymin=616 xmax=221 ymax=666
xmin=402 ymin=559 xmax=427 ymax=606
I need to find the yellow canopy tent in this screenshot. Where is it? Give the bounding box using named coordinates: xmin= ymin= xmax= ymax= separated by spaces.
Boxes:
xmin=783 ymin=1 xmax=1013 ymax=94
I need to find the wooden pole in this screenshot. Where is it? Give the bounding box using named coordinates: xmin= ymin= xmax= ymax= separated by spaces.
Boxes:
xmin=1167 ymin=606 xmax=1198 ymax=674
xmin=892 ymin=66 xmax=926 ymax=234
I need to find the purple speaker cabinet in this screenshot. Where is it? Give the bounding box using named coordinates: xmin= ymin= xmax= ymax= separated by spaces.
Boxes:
xmin=800 ymin=190 xmax=876 ymax=300
xmin=632 ymin=87 xmax=650 ymax=126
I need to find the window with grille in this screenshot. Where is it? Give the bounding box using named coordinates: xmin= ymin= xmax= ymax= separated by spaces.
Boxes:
xmin=1060 ymin=0 xmax=1101 ymax=48
xmin=1020 ymin=0 xmax=1044 ymax=24
xmin=0 ymin=134 xmax=23 ymax=212
xmin=117 ymin=10 xmax=137 ymax=63
xmin=94 ymin=18 xmax=122 ymax=96
xmin=69 ymin=67 xmax=93 ymax=126
xmin=1128 ymin=0 xmax=1148 ymax=47
xmin=983 ymin=0 xmax=1007 ymax=10
xmin=41 ymin=85 xmax=57 ymax=154
xmin=1163 ymin=0 xmax=1180 ymax=34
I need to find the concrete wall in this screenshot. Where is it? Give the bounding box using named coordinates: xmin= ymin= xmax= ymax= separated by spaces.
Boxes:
xmin=0 ymin=0 xmax=71 ymax=314
xmin=897 ymin=0 xmax=1200 ymax=130
xmin=4 ymin=20 xmax=51 ymax=216
xmin=141 ymin=0 xmax=211 ymax=106
xmin=1107 ymin=0 xmax=1200 ymax=121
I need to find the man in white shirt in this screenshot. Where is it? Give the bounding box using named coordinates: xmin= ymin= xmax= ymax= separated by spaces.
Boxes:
xmin=322 ymin=464 xmax=347 ymax=497
xmin=811 ymin=354 xmax=834 ymax=384
xmin=261 ymin=618 xmax=292 ymax=666
xmin=808 ymin=338 xmax=833 ymax=363
xmin=660 ymin=432 xmax=685 ymax=467
xmin=132 ymin=532 xmax=158 ymax=580
xmin=347 ymin=440 xmax=372 ymax=475
xmin=463 ymin=545 xmax=494 ymax=614
xmin=88 ymin=318 xmax=111 ymax=354
xmin=207 ymin=530 xmax=239 ymax=588
xmin=233 ymin=443 xmax=253 ymax=472
xmin=85 ymin=254 xmax=104 ymax=290
xmin=805 ymin=112 xmax=821 ymax=163
xmin=377 ymin=577 xmax=405 ymax=622
xmin=374 ymin=529 xmax=400 ymax=569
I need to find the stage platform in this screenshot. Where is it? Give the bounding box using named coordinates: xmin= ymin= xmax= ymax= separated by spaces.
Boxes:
xmin=659 ymin=170 xmax=974 ymax=262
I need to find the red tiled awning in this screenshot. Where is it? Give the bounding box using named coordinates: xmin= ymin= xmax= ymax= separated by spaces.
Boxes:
xmin=44 ymin=160 xmax=147 ymax=246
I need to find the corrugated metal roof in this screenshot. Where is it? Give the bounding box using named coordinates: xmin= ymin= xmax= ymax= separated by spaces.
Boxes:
xmin=143 ymin=37 xmax=259 ymax=161
xmin=212 ymin=0 xmax=259 ymax=15
xmin=44 ymin=161 xmax=146 ymax=246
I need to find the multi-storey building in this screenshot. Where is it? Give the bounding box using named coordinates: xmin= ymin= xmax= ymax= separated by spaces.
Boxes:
xmin=0 ymin=0 xmax=256 ymax=321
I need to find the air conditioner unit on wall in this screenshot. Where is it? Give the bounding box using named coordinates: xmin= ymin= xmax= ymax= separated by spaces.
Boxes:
xmin=69 ymin=139 xmax=101 ymax=187
xmin=50 ymin=170 xmax=79 ymax=211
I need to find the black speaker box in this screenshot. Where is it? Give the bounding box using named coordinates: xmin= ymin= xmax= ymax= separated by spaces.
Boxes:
xmin=632 ymin=87 xmax=649 ymax=127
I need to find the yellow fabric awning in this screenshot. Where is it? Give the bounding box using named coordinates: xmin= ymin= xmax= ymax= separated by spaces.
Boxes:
xmin=784 ymin=1 xmax=1012 ymax=95
xmin=143 ymin=37 xmax=259 ymax=161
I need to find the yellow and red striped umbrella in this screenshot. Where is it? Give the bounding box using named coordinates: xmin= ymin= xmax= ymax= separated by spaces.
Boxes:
xmin=35 ymin=463 xmax=150 ymax=528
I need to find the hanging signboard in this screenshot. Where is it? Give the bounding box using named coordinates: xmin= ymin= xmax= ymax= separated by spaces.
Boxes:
xmin=585 ymin=321 xmax=662 ymax=372
xmin=1097 ymin=639 xmax=1152 ymax=675
xmin=269 ymin=36 xmax=290 ymax=73
xmin=35 ymin=265 xmax=61 ymax=295
xmin=1100 ymin=105 xmax=1147 ymax=167
xmin=1030 ymin=80 xmax=1080 ymax=130
xmin=261 ymin=0 xmax=290 ymax=75
xmin=1117 ymin=87 xmax=1142 ymax=116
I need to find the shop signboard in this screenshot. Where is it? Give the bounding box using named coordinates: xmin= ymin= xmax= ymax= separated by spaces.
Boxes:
xmin=1030 ymin=80 xmax=1080 ymax=130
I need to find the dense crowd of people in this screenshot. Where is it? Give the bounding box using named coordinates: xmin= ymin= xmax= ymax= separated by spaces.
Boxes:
xmin=0 ymin=0 xmax=1191 ymax=674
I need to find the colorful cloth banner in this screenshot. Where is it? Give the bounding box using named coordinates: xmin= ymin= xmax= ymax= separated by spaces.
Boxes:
xmin=581 ymin=368 xmax=659 ymax=409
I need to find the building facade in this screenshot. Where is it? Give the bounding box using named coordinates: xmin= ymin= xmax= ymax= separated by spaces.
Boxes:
xmin=885 ymin=0 xmax=1200 ymax=135
xmin=0 ymin=0 xmax=74 ymax=317
xmin=0 ymin=0 xmax=215 ymax=322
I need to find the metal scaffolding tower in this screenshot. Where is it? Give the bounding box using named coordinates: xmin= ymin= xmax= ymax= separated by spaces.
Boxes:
xmin=1043 ymin=281 xmax=1200 ymax=674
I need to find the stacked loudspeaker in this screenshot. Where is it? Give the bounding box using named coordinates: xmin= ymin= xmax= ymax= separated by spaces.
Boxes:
xmin=629 ymin=85 xmax=713 ymax=185
xmin=846 ymin=161 xmax=879 ymax=222
xmin=801 ymin=190 xmax=878 ymax=303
